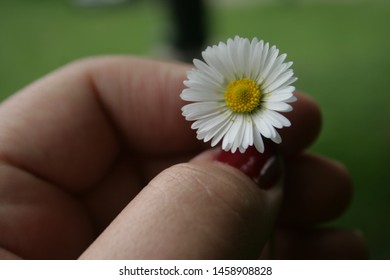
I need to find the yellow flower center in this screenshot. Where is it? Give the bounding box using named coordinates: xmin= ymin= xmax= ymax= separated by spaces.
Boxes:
xmin=225 ymin=78 xmax=261 ymax=113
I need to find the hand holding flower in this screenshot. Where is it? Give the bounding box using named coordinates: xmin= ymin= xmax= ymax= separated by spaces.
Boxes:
xmin=0 ymin=56 xmax=366 ymax=259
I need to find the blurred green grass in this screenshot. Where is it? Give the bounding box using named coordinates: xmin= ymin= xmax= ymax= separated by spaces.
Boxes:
xmin=1 ymin=0 xmax=389 ymax=259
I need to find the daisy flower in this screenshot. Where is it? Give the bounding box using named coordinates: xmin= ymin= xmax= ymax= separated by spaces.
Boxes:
xmin=180 ymin=36 xmax=297 ymax=153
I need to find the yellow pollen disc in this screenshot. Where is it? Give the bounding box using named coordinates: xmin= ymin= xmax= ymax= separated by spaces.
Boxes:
xmin=225 ymin=78 xmax=261 ymax=113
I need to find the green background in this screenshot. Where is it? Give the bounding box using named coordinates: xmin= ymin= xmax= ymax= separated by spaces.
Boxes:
xmin=1 ymin=0 xmax=389 ymax=259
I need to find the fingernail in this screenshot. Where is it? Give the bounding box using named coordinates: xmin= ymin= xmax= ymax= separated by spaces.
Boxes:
xmin=215 ymin=144 xmax=282 ymax=190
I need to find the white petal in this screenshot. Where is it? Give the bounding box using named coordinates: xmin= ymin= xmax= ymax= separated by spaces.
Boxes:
xmin=271 ymin=129 xmax=282 ymax=144
xmin=260 ymin=46 xmax=279 ymax=81
xmin=222 ymin=115 xmax=242 ymax=152
xmin=284 ymin=95 xmax=298 ymax=103
xmin=198 ymin=114 xmax=232 ymax=146
xmin=239 ymin=119 xmax=253 ymax=151
xmin=193 ymin=59 xmax=224 ymax=83
xmin=196 ymin=120 xmax=223 ymax=142
xmin=180 ymin=88 xmax=222 ymax=102
xmin=253 ymin=130 xmax=264 ymax=153
xmin=195 ymin=110 xmax=230 ymax=133
xmin=227 ymin=37 xmax=249 ymax=79
xmin=262 ymin=111 xmax=282 ymax=129
xmin=268 ymin=76 xmax=298 ymax=93
xmin=244 ymin=115 xmax=254 ymax=146
xmin=182 ymin=100 xmax=220 ymax=113
xmin=264 ymin=101 xmax=293 ymax=112
xmin=227 ymin=38 xmax=241 ymax=78
xmin=272 ymin=86 xmax=295 ymax=95
xmin=259 ymin=42 xmax=269 ymax=78
xmin=238 ymin=38 xmax=251 ymax=78
xmin=265 ymin=120 xmax=277 ymax=138
xmin=184 ymin=78 xmax=220 ymax=93
xmin=252 ymin=112 xmax=279 ymax=140
xmin=250 ymin=40 xmax=264 ymax=80
xmin=187 ymin=110 xmax=220 ymax=123
xmin=263 ymin=69 xmax=294 ymax=93
xmin=203 ymin=116 xmax=230 ymax=142
xmin=265 ymin=110 xmax=291 ymax=127
xmin=232 ymin=115 xmax=246 ymax=153
xmin=263 ymin=59 xmax=291 ymax=87
xmin=182 ymin=102 xmax=224 ymax=120
xmin=211 ymin=115 xmax=234 ymax=147
xmin=252 ymin=112 xmax=272 ymax=138
xmin=265 ymin=92 xmax=294 ymax=102
xmin=216 ymin=42 xmax=237 ymax=80
xmin=234 ymin=114 xmax=254 ymax=153
xmin=203 ymin=44 xmax=235 ymax=81
xmin=186 ymin=71 xmax=223 ymax=92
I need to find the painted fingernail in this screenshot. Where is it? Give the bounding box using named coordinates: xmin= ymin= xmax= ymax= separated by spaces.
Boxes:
xmin=215 ymin=144 xmax=282 ymax=190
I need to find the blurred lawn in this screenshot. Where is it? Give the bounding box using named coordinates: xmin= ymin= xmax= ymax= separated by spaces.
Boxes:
xmin=1 ymin=0 xmax=390 ymax=259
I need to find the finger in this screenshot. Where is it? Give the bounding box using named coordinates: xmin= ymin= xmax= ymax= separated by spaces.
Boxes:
xmin=279 ymin=153 xmax=353 ymax=225
xmin=88 ymin=57 xmax=200 ymax=154
xmin=0 ymin=57 xmax=195 ymax=192
xmin=0 ymin=59 xmax=120 ymax=191
xmin=80 ymin=161 xmax=282 ymax=259
xmin=278 ymin=93 xmax=322 ymax=155
xmin=81 ymin=156 xmax=144 ymax=232
xmin=267 ymin=228 xmax=368 ymax=259
xmin=0 ymin=163 xmax=94 ymax=259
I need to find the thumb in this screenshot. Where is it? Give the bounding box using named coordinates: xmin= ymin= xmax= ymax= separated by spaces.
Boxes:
xmin=80 ymin=147 xmax=283 ymax=259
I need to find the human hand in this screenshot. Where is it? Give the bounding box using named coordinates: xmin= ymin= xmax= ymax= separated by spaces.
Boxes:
xmin=0 ymin=57 xmax=367 ymax=259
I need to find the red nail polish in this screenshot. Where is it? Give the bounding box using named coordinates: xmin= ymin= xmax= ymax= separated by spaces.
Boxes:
xmin=215 ymin=144 xmax=281 ymax=189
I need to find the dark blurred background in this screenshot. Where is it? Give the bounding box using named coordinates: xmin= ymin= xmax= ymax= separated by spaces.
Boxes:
xmin=0 ymin=0 xmax=389 ymax=259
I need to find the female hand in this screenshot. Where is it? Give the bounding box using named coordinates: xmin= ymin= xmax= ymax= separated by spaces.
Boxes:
xmin=0 ymin=57 xmax=367 ymax=259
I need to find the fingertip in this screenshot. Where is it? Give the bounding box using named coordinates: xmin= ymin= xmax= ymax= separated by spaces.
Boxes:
xmin=280 ymin=153 xmax=353 ymax=225
xmin=149 ymin=162 xmax=279 ymax=258
xmin=81 ymin=161 xmax=281 ymax=259
xmin=279 ymin=92 xmax=322 ymax=155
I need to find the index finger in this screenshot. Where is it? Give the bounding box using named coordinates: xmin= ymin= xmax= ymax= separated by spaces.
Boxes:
xmin=0 ymin=57 xmax=198 ymax=191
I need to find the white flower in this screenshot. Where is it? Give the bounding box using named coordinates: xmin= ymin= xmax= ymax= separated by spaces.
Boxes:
xmin=180 ymin=36 xmax=297 ymax=153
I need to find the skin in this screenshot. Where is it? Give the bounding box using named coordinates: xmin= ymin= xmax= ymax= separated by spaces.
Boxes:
xmin=0 ymin=56 xmax=367 ymax=259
